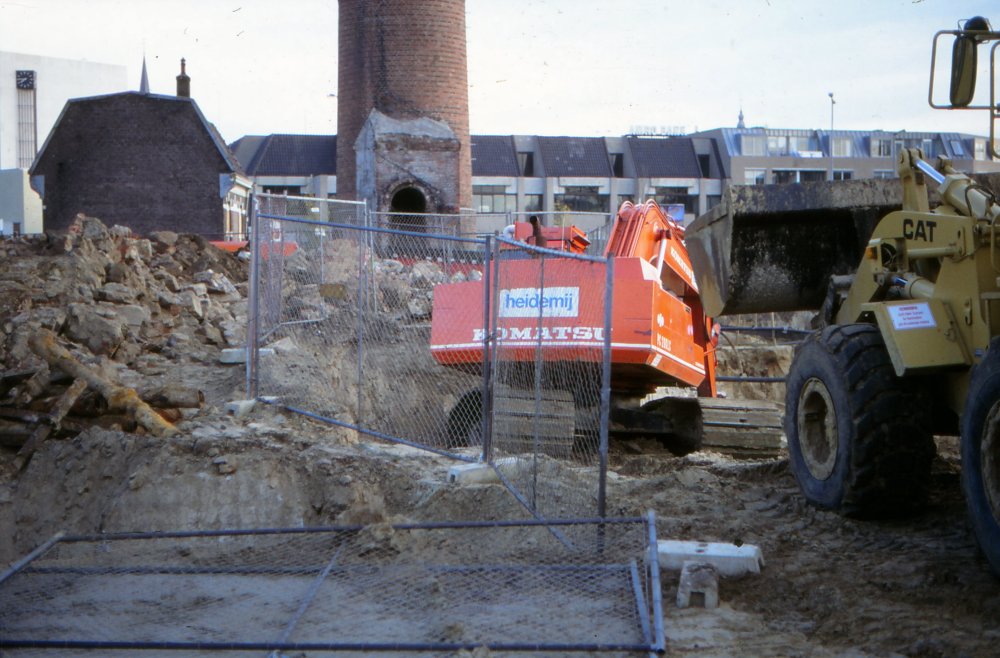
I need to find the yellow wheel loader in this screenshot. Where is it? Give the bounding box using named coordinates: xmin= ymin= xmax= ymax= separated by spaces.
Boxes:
xmin=687 ymin=17 xmax=1000 ymax=573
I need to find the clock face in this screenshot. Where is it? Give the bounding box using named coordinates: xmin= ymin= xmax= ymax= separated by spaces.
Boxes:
xmin=16 ymin=70 xmax=34 ymax=90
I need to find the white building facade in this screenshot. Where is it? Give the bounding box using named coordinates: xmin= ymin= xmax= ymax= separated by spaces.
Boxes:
xmin=1 ymin=51 xmax=127 ymax=170
xmin=0 ymin=51 xmax=127 ymax=233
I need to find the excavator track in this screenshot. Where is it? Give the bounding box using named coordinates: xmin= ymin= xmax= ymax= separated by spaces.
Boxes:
xmin=697 ymin=397 xmax=785 ymax=459
xmin=609 ymin=395 xmax=784 ymax=458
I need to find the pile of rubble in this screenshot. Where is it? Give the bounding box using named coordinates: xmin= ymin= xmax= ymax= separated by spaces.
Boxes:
xmin=375 ymin=258 xmax=481 ymax=318
xmin=280 ymin=237 xmax=482 ymax=322
xmin=0 ymin=215 xmax=250 ymax=464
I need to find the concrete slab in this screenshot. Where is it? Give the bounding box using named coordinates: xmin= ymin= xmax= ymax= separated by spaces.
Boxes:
xmin=220 ymin=348 xmax=273 ymax=364
xmin=447 ymin=461 xmax=499 ymax=485
xmin=656 ymin=540 xmax=764 ymax=576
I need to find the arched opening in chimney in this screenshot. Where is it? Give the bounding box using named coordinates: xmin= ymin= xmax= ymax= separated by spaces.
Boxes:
xmin=390 ymin=187 xmax=426 ymax=215
xmin=387 ymin=186 xmax=427 ymax=255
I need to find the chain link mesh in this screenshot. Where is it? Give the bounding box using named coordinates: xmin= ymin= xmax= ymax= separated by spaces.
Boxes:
xmin=0 ymin=202 xmax=648 ymax=655
xmin=508 ymin=211 xmax=611 ymax=232
xmin=251 ymin=196 xmax=494 ymax=460
xmin=487 ymin=239 xmax=610 ymax=520
xmin=249 ymin=197 xmax=614 ymax=520
xmin=0 ymin=519 xmax=659 ymax=656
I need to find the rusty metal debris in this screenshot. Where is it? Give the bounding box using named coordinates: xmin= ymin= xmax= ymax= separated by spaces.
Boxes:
xmin=0 ymin=328 xmax=212 ymax=464
xmin=12 ymin=378 xmax=87 ymax=470
xmin=27 ymin=330 xmax=179 ymax=438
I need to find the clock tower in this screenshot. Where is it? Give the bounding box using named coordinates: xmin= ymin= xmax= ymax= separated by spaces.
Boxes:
xmin=15 ymin=70 xmax=37 ymax=168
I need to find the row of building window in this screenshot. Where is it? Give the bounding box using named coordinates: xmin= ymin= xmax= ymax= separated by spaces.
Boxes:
xmin=472 ymin=185 xmax=718 ymax=215
xmin=744 ymin=169 xmax=880 ymax=185
xmin=871 ymin=138 xmax=977 ymax=159
xmin=741 ymin=135 xmax=849 ymax=158
xmin=742 ymin=135 xmax=988 ymax=160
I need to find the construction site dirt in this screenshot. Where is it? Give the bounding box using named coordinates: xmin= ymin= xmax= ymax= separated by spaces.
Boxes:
xmin=0 ymin=219 xmax=998 ymax=658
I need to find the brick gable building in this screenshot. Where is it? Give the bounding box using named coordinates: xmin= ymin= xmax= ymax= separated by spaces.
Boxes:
xmin=30 ymin=82 xmax=249 ymax=239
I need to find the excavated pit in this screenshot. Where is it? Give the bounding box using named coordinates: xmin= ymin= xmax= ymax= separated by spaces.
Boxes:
xmin=0 ymin=218 xmax=998 ymax=657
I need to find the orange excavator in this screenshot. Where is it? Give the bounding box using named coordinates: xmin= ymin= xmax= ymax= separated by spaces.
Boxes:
xmin=430 ymin=200 xmax=777 ymax=455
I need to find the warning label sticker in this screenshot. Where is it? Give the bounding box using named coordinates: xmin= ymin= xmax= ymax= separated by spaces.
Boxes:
xmin=888 ymin=303 xmax=937 ymax=330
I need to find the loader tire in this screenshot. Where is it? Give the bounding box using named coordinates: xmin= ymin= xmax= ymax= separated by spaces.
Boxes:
xmin=784 ymin=324 xmax=934 ymax=517
xmin=960 ymin=338 xmax=1000 ymax=575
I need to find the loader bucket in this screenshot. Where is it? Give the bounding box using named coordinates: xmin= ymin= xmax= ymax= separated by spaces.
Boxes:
xmin=685 ymin=179 xmax=903 ymax=316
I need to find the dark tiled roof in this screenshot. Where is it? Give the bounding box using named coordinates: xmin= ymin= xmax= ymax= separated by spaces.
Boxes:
xmin=32 ymin=91 xmax=244 ymax=177
xmin=627 ymin=137 xmax=701 ymax=178
xmin=471 ymin=135 xmax=519 ymax=176
xmin=229 ymin=136 xmax=265 ymax=170
xmin=233 ymin=134 xmax=337 ymax=176
xmin=537 ymin=137 xmax=612 ymax=177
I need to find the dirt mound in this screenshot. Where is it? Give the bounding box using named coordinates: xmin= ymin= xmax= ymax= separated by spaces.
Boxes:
xmin=2 ymin=226 xmax=999 ymax=657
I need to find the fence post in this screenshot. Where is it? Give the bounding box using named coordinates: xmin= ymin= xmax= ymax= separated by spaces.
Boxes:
xmin=598 ymin=255 xmax=613 ymax=519
xmin=532 ymin=254 xmax=545 ymax=512
xmin=246 ymin=194 xmax=261 ymax=400
xmin=319 ymin=207 xmax=325 ymax=286
xmin=486 ymin=235 xmax=502 ymax=464
xmin=356 ymin=203 xmax=367 ymax=425
xmin=480 ymin=236 xmax=492 ymax=463
xmin=446 ymin=223 xmax=454 ymax=277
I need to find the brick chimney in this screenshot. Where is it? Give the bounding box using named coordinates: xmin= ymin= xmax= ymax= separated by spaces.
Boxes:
xmin=176 ymin=58 xmax=190 ymax=98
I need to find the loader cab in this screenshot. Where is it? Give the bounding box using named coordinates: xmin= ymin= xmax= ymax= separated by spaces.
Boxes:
xmin=929 ymin=15 xmax=1000 ymax=157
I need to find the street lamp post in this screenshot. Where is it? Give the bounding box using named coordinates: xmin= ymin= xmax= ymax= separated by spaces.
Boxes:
xmin=829 ymin=92 xmax=836 ymax=181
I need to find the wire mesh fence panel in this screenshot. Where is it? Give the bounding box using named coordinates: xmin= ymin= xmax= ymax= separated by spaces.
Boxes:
xmin=584 ymin=219 xmax=616 ymax=258
xmin=249 ymin=202 xmax=620 ymax=519
xmin=250 ymin=196 xmax=368 ymax=424
xmin=251 ymin=202 xmax=492 ymax=459
xmin=509 ymin=211 xmax=611 ymax=236
xmin=370 ymin=211 xmax=511 ymax=243
xmin=355 ymin=218 xmax=488 ymax=455
xmin=487 ymin=239 xmax=611 ymax=521
xmin=0 ymin=518 xmax=661 ymax=656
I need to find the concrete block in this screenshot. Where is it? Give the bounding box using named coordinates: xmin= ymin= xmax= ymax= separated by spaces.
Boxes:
xmin=447 ymin=457 xmax=521 ymax=484
xmin=219 ymin=348 xmax=246 ymax=364
xmin=676 ymin=561 xmax=719 ymax=609
xmin=219 ymin=348 xmax=273 ymax=364
xmin=224 ymin=400 xmax=257 ymax=419
xmin=447 ymin=462 xmax=500 ymax=485
xmin=656 ymin=540 xmax=764 ymax=576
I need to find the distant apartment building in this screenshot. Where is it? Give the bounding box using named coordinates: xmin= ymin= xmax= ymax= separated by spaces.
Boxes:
xmin=232 ymin=119 xmax=1000 ymax=236
xmin=469 ymin=134 xmax=724 ymax=230
xmin=232 ymin=133 xmax=725 ymax=231
xmin=693 ymin=112 xmax=1000 ymax=187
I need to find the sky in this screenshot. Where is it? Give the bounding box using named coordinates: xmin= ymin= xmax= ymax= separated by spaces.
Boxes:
xmin=0 ymin=0 xmax=996 ymax=145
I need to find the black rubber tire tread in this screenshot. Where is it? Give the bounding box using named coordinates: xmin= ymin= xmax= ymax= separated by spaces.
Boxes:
xmin=960 ymin=336 xmax=1000 ymax=575
xmin=784 ymin=323 xmax=935 ymax=518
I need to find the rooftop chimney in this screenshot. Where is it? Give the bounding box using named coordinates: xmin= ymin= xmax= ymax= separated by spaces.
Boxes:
xmin=176 ymin=58 xmax=190 ymax=98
